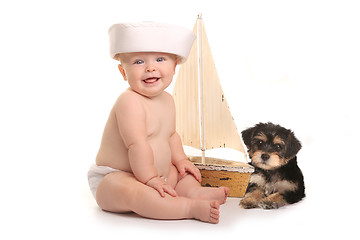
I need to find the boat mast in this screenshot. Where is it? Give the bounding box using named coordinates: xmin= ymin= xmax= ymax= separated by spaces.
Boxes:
xmin=197 ymin=14 xmax=206 ymax=164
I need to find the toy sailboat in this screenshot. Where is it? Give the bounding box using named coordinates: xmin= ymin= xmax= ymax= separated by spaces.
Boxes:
xmin=173 ymin=15 xmax=254 ymax=197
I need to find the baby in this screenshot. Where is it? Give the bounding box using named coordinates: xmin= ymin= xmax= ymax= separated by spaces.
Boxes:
xmin=88 ymin=22 xmax=229 ymax=224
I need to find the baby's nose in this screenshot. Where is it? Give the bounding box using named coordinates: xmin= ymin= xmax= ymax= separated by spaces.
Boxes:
xmin=146 ymin=65 xmax=156 ymax=72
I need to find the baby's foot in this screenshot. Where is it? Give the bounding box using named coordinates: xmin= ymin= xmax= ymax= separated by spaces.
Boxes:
xmin=191 ymin=186 xmax=229 ymax=204
xmin=191 ymin=200 xmax=220 ymax=224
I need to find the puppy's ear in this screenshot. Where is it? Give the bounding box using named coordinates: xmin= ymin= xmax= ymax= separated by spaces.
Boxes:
xmin=285 ymin=132 xmax=302 ymax=159
xmin=241 ymin=127 xmax=255 ymax=149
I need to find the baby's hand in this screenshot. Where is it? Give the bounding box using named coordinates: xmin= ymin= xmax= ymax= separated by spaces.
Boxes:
xmin=175 ymin=159 xmax=202 ymax=182
xmin=146 ymin=177 xmax=177 ymax=198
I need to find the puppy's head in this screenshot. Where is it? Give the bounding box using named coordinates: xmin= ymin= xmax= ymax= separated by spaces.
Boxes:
xmin=242 ymin=122 xmax=301 ymax=170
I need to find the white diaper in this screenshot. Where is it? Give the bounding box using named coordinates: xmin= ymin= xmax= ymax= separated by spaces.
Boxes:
xmin=87 ymin=164 xmax=122 ymax=198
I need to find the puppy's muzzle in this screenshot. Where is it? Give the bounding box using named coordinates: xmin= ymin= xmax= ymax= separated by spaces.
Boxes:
xmin=261 ymin=153 xmax=270 ymax=161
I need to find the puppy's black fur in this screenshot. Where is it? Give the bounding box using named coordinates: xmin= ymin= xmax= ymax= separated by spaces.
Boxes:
xmin=240 ymin=122 xmax=305 ymax=209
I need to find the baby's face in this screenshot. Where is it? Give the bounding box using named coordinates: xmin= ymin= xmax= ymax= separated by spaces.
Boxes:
xmin=119 ymin=52 xmax=177 ymax=98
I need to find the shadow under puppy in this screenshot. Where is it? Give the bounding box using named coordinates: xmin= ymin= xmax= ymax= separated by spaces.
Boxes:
xmin=240 ymin=122 xmax=305 ymax=209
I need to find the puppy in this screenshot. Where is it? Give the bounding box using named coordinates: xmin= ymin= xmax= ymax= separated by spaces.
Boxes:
xmin=239 ymin=122 xmax=305 ymax=209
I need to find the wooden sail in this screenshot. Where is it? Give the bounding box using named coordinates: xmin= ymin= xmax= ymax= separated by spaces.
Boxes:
xmin=173 ymin=15 xmax=247 ymax=161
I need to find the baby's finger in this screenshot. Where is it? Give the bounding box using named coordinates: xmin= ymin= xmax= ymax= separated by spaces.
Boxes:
xmin=178 ymin=167 xmax=186 ymax=176
xmin=188 ymin=166 xmax=202 ymax=182
xmin=155 ymin=186 xmax=166 ymax=197
xmin=164 ymin=186 xmax=177 ymax=197
xmin=194 ymin=167 xmax=201 ymax=180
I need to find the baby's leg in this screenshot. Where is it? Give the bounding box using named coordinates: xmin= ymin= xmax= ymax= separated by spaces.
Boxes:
xmin=175 ymin=174 xmax=229 ymax=204
xmin=95 ymin=171 xmax=220 ymax=223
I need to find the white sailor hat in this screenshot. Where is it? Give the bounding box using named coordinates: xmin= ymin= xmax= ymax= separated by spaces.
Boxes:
xmin=108 ymin=22 xmax=195 ymax=64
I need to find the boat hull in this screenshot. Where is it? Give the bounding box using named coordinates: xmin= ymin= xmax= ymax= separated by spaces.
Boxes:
xmin=188 ymin=156 xmax=254 ymax=198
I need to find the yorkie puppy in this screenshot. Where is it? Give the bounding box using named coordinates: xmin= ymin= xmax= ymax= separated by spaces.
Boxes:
xmin=240 ymin=122 xmax=305 ymax=209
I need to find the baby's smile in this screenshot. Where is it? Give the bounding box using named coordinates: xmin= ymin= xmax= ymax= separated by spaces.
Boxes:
xmin=143 ymin=77 xmax=161 ymax=84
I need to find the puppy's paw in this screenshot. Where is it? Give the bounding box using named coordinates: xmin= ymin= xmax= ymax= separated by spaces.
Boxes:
xmin=239 ymin=198 xmax=259 ymax=209
xmin=259 ymin=199 xmax=280 ymax=209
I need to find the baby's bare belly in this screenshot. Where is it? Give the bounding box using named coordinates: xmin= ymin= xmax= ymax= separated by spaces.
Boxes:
xmin=96 ymin=138 xmax=173 ymax=178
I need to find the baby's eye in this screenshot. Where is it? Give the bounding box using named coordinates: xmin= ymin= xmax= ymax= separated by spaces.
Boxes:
xmin=134 ymin=60 xmax=144 ymax=64
xmin=156 ymin=57 xmax=165 ymax=62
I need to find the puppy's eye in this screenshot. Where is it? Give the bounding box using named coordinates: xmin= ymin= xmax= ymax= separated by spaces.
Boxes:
xmin=257 ymin=140 xmax=264 ymax=146
xmin=274 ymin=144 xmax=282 ymax=151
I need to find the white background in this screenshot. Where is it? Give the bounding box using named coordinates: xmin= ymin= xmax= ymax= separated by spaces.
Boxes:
xmin=1 ymin=0 xmax=358 ymax=239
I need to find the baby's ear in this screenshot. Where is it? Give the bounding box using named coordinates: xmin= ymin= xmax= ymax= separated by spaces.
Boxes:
xmin=118 ymin=64 xmax=127 ymax=81
xmin=241 ymin=127 xmax=255 ymax=149
xmin=284 ymin=131 xmax=302 ymax=159
xmin=173 ymin=58 xmax=178 ymax=73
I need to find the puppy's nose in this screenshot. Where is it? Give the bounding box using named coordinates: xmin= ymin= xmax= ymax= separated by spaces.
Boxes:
xmin=261 ymin=154 xmax=270 ymax=161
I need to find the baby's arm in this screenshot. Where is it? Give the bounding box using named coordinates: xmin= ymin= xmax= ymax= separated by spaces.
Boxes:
xmin=169 ymin=132 xmax=202 ymax=182
xmin=116 ymin=93 xmax=177 ymax=197
xmin=116 ymin=94 xmax=156 ymax=182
